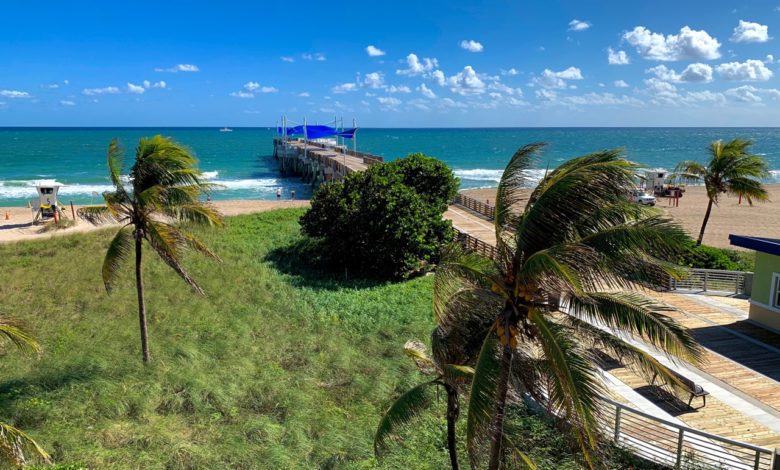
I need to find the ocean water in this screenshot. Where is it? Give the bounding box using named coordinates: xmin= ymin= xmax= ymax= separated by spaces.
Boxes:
xmin=1 ymin=127 xmax=779 ymax=206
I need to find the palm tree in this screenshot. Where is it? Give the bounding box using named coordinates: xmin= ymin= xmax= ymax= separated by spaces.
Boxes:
xmin=674 ymin=138 xmax=769 ymax=246
xmin=0 ymin=316 xmax=50 ymax=467
xmin=79 ymin=136 xmax=222 ymax=363
xmin=375 ymin=327 xmax=477 ymax=470
xmin=434 ymin=143 xmax=704 ymax=469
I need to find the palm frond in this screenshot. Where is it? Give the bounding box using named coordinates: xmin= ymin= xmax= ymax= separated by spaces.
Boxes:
xmin=563 ymin=317 xmax=695 ymax=397
xmin=465 ymin=330 xmax=502 ymax=468
xmin=442 ymin=364 xmax=475 ymax=380
xmin=404 ymin=340 xmax=438 ymax=375
xmin=529 ymin=310 xmax=602 ymax=469
xmin=726 ymin=177 xmax=769 ymax=204
xmin=374 ymin=381 xmax=438 ymax=456
xmin=0 ymin=422 xmax=50 ymax=467
xmin=510 ymin=448 xmax=538 ymax=470
xmin=77 ymin=205 xmax=117 ymax=225
xmin=495 ymin=143 xmax=546 ymax=256
xmin=101 ymin=226 xmax=134 ymax=293
xmin=433 ymin=243 xmax=501 ymax=325
xmin=564 ymin=292 xmax=703 ymax=365
xmin=145 ymin=221 xmax=205 ymax=295
xmin=0 ymin=316 xmax=39 ymax=353
xmin=517 ymin=150 xmax=638 ymax=258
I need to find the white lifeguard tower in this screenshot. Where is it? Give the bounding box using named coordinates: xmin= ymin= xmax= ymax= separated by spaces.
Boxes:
xmin=644 ymin=169 xmax=668 ymax=195
xmin=32 ymin=180 xmax=66 ymax=224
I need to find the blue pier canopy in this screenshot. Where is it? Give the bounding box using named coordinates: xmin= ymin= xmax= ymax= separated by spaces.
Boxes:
xmin=277 ymin=125 xmax=357 ymax=139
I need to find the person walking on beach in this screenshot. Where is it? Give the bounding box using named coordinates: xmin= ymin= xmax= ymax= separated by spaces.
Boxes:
xmin=276 ymin=188 xmax=281 ymax=200
xmin=290 ymin=189 xmax=296 ymax=200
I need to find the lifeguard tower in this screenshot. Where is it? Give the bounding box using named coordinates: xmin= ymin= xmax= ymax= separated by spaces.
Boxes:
xmin=32 ymin=180 xmax=66 ymax=224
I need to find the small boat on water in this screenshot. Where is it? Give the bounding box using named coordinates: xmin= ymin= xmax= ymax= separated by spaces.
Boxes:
xmin=219 ymin=127 xmax=233 ymax=133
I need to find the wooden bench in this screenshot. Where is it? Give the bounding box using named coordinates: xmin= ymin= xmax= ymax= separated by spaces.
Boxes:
xmin=651 ymin=368 xmax=709 ymax=409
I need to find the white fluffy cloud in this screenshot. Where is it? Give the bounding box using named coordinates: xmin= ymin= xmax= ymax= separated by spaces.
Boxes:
xmin=502 ymin=68 xmax=519 ymax=76
xmin=0 ymin=89 xmax=31 ymax=98
xmin=366 ymin=45 xmax=386 ymax=57
xmin=302 ymin=53 xmax=326 ymax=61
xmin=362 ymin=72 xmax=385 ymax=89
xmin=229 ymin=90 xmax=254 ymax=99
xmin=260 ymin=86 xmax=278 ymax=93
xmin=59 ymin=100 xmax=75 ymax=106
xmin=387 ymin=85 xmax=411 ymax=93
xmin=614 ymin=80 xmax=629 ymax=88
xmin=716 ymin=59 xmax=773 ymax=81
xmin=725 ymin=85 xmax=780 ymax=102
xmin=298 ymin=92 xmax=310 ymax=97
xmin=418 ymin=83 xmax=437 ymax=98
xmin=332 ymin=82 xmax=359 ymax=93
xmin=460 ymin=40 xmax=484 ymax=52
xmin=447 ymin=65 xmax=486 ymax=95
xmin=731 ymin=20 xmax=770 ymax=43
xmin=568 ymin=19 xmax=591 ymax=32
xmin=244 ymin=81 xmax=260 ymax=91
xmin=155 ymin=63 xmax=199 ymax=72
xmin=431 ymin=70 xmax=446 ymax=86
xmin=608 ymin=48 xmax=630 ymax=65
xmin=396 ymin=53 xmax=438 ymax=76
xmin=623 ymin=26 xmax=721 ymax=61
xmin=281 ymin=56 xmax=295 ymax=63
xmin=127 ymin=83 xmax=145 ymax=94
xmin=377 ymin=96 xmax=401 ymax=106
xmin=533 ymin=67 xmax=583 ymax=89
xmin=82 ymin=86 xmax=120 ymax=96
xmin=647 ymin=63 xmax=713 ymax=83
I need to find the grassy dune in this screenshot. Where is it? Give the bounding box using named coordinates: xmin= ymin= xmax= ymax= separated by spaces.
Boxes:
xmin=0 ymin=209 xmax=451 ymax=469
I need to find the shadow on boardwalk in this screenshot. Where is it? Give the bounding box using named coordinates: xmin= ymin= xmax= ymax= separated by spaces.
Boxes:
xmin=690 ymin=322 xmax=780 ymax=382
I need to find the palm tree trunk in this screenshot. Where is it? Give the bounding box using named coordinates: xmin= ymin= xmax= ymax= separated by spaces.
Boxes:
xmin=696 ymin=198 xmax=714 ymax=246
xmin=445 ymin=384 xmax=460 ymax=470
xmin=488 ymin=345 xmax=513 ymax=470
xmin=135 ymin=236 xmax=151 ymax=363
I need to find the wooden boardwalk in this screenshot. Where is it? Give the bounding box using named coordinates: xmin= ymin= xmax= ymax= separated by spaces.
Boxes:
xmin=442 ymin=197 xmax=780 ymax=450
xmin=283 ymin=140 xmax=370 ymax=174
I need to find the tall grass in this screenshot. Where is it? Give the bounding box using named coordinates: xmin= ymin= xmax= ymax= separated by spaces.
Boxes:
xmin=0 ymin=209 xmax=450 ymax=468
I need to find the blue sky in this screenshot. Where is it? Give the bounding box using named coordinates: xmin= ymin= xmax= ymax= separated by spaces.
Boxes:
xmin=2 ymin=0 xmax=780 ymax=126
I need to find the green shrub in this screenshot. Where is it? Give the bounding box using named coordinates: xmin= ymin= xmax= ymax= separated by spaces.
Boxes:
xmin=300 ymin=153 xmax=459 ymax=279
xmin=677 ymin=242 xmax=755 ymax=271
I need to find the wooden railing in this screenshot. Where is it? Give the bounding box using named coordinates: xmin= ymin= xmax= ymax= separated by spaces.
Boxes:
xmin=454 ymin=230 xmax=498 ymax=259
xmin=599 ymin=397 xmax=775 ymax=470
xmin=453 ymin=193 xmax=495 ymax=220
xmin=670 ymin=268 xmax=753 ymax=296
xmin=279 ymin=138 xmax=384 ymax=165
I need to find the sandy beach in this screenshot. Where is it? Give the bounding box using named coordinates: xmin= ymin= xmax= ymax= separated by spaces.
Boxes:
xmin=462 ymin=184 xmax=780 ymax=249
xmin=0 ymin=200 xmax=311 ymax=244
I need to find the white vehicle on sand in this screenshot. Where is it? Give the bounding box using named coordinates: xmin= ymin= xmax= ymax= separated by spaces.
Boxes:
xmin=629 ymin=189 xmax=657 ymax=206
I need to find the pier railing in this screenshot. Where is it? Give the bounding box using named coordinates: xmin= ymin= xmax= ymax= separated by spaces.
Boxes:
xmin=599 ymin=397 xmax=775 ymax=470
xmin=669 ymin=268 xmax=753 ymax=295
xmin=454 ymin=230 xmax=498 ymax=259
xmin=452 ymin=193 xmax=496 ymax=220
xmin=287 ymin=139 xmax=384 ymax=165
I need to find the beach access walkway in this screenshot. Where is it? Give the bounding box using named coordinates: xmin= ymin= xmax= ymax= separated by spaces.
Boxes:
xmin=444 ymin=194 xmax=780 ymax=460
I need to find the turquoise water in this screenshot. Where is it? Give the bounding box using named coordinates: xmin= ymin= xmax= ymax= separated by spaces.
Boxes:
xmin=1 ymin=127 xmax=779 ymax=205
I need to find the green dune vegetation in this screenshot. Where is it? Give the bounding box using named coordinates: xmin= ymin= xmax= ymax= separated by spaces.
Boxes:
xmin=0 ymin=209 xmax=661 ymax=469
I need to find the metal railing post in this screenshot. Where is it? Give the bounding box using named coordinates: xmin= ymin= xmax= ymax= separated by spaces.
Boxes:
xmin=613 ymin=406 xmax=622 ymax=442
xmin=675 ymin=429 xmax=685 ymax=468
xmin=703 ymin=271 xmax=708 ymax=292
xmin=754 ymin=449 xmax=762 ymax=470
xmin=772 ymin=448 xmax=780 ymax=470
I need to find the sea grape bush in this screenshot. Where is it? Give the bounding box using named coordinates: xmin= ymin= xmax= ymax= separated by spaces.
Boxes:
xmin=300 ymin=153 xmax=459 ymax=279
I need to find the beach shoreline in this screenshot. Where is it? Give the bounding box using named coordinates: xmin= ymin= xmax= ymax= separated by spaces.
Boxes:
xmin=0 ymin=199 xmax=311 ymax=244
xmin=3 ymin=183 xmax=778 ymax=249
xmin=461 ymin=183 xmax=780 ymax=250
